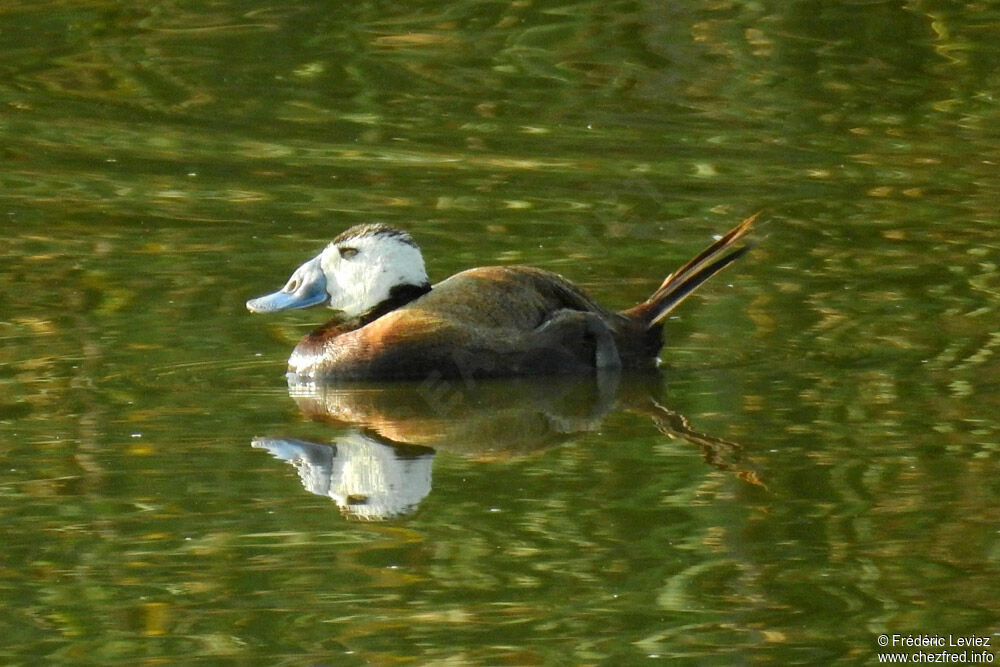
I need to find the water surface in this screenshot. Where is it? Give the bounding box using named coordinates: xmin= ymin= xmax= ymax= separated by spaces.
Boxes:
xmin=2 ymin=1 xmax=1000 ymax=663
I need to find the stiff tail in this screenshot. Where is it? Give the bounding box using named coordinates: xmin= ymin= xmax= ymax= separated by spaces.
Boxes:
xmin=624 ymin=214 xmax=758 ymax=329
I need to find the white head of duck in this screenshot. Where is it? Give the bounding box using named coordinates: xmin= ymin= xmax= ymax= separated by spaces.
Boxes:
xmin=247 ymin=224 xmax=430 ymax=320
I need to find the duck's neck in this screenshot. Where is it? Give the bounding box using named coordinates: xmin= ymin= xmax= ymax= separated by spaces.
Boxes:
xmin=300 ymin=282 xmax=432 ymax=346
xmin=358 ymin=281 xmax=431 ymax=326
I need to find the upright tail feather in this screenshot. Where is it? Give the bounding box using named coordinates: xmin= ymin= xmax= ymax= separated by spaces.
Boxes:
xmin=624 ymin=214 xmax=759 ymax=329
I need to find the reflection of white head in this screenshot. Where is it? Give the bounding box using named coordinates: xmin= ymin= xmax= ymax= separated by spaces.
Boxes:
xmin=326 ymin=432 xmax=433 ymax=520
xmin=253 ymin=433 xmax=433 ymax=520
xmin=246 ymin=224 xmax=429 ymax=320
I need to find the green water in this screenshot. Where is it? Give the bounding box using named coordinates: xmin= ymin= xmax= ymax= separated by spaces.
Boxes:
xmin=3 ymin=1 xmax=1000 ymax=663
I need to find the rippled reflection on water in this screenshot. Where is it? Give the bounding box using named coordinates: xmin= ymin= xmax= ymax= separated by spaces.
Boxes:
xmin=3 ymin=0 xmax=1000 ymax=663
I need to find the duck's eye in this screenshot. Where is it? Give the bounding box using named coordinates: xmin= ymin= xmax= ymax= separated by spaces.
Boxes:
xmin=339 ymin=246 xmax=359 ymax=259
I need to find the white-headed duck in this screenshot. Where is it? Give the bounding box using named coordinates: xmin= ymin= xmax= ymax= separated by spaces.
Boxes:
xmin=247 ymin=215 xmax=757 ymax=380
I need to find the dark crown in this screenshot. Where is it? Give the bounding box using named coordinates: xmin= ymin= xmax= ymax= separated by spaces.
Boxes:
xmin=332 ymin=223 xmax=417 ymax=248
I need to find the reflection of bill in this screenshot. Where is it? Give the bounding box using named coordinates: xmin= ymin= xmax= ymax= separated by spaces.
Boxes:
xmin=252 ymin=434 xmax=433 ymax=521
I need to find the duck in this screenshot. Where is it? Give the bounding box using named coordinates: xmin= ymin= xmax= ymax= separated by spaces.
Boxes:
xmin=247 ymin=215 xmax=758 ymax=381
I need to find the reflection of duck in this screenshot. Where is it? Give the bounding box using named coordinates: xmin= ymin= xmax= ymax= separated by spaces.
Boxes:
xmin=247 ymin=216 xmax=757 ymax=380
xmin=253 ymin=376 xmax=764 ymax=519
xmin=254 ymin=375 xmax=623 ymax=520
xmin=286 ymin=373 xmax=627 ymax=456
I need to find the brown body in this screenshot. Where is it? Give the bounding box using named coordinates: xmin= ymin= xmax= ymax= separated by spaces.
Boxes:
xmin=284 ymin=215 xmax=757 ymax=381
xmin=289 ymin=266 xmax=658 ymax=380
